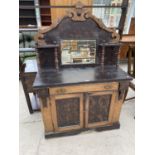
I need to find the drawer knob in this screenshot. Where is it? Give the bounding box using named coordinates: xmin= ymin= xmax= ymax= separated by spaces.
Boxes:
xmin=104 ymin=85 xmax=112 ymax=89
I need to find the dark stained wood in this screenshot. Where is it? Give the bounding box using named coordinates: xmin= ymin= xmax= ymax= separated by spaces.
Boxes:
xmin=56 ymin=97 xmax=80 ymax=127
xmin=129 ymin=82 xmax=135 ymax=91
xmin=36 ymin=48 xmax=56 ymax=69
xmin=39 ymin=0 xmax=52 ymax=26
xmin=54 ymin=47 xmax=59 ymax=70
xmin=118 ymin=81 xmax=129 ymax=101
xmin=88 ymin=94 xmax=111 ymax=123
xmin=36 ymin=1 xmax=119 ymax=45
xmin=43 ymin=18 xmax=113 ymax=44
xmin=51 ymin=93 xmax=84 ymax=132
xmin=20 ymin=59 xmax=39 ymax=113
xmin=33 ymin=66 xmax=132 ymax=89
xmin=45 ymin=122 xmax=120 ymax=139
xmin=35 ymin=2 xmax=121 ymax=70
xmin=100 ymin=46 xmax=105 ymax=67
xmin=118 ymin=0 xmax=129 ymax=36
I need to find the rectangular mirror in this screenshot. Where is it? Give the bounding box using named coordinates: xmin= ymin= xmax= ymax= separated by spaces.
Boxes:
xmin=61 ymin=40 xmax=96 ymax=65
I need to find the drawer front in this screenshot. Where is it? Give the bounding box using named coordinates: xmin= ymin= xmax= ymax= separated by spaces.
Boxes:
xmin=50 ymin=82 xmax=118 ymax=95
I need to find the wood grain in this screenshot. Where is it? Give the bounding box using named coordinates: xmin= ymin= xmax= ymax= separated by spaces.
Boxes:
xmin=51 ymin=94 xmax=84 ymax=132
xmin=50 ymin=0 xmax=92 ymax=24
xmin=50 ymin=82 xmax=118 ymax=95
xmin=85 ymin=91 xmax=117 ymax=128
xmin=39 ymin=97 xmax=54 ymax=132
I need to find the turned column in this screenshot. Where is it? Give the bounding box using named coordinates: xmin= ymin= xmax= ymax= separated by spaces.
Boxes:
xmin=101 ymin=46 xmax=105 ymax=68
xmin=54 ymin=47 xmax=59 ymax=70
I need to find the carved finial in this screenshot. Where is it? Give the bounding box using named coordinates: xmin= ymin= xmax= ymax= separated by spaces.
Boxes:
xmin=75 ymin=1 xmax=84 ymax=9
xmin=66 ymin=1 xmax=90 ymax=21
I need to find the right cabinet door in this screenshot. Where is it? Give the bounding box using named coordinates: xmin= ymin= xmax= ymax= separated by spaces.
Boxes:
xmin=85 ymin=91 xmax=117 ymax=128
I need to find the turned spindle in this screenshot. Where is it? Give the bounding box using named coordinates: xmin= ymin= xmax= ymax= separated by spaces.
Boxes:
xmin=101 ymin=46 xmax=105 ymax=67
xmin=54 ymin=47 xmax=59 ymax=70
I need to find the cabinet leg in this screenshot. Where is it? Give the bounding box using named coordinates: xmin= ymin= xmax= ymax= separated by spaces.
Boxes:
xmin=21 ymin=79 xmax=33 ymax=114
xmin=128 ymin=48 xmax=132 ymax=75
xmin=25 ymin=92 xmax=33 ymax=114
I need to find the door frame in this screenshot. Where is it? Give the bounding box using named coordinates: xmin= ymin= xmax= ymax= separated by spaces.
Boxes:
xmin=51 ymin=93 xmax=84 ymax=132
xmin=85 ymin=91 xmax=117 ymax=128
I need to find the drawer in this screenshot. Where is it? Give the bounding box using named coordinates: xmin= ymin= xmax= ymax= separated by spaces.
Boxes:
xmin=50 ymin=82 xmax=118 ymax=95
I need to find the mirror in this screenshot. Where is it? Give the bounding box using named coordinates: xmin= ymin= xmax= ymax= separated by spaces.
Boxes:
xmin=61 ymin=40 xmax=96 ymax=65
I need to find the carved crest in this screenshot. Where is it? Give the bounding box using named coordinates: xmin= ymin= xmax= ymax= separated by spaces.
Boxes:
xmin=36 ymin=1 xmax=120 ymax=45
xmin=67 ymin=1 xmax=90 ymax=21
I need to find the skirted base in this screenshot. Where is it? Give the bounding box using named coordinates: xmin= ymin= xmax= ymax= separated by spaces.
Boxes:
xmin=45 ymin=122 xmax=120 ymax=139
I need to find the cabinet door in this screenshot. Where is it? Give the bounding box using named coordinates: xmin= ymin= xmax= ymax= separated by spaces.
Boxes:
xmin=85 ymin=91 xmax=116 ymax=128
xmin=51 ymin=94 xmax=84 ymax=132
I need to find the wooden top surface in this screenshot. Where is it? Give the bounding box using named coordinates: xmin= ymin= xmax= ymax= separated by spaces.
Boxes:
xmin=120 ymin=35 xmax=135 ymax=43
xmin=24 ymin=59 xmax=38 ymax=73
xmin=33 ymin=66 xmax=132 ymax=89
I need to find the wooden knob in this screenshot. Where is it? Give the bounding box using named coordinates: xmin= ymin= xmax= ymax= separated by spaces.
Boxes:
xmin=104 ymin=85 xmax=112 ymax=89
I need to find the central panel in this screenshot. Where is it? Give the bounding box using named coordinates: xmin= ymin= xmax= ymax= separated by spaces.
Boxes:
xmin=61 ymin=40 xmax=96 ymax=65
xmin=85 ymin=91 xmax=116 ymax=128
xmin=51 ymin=93 xmax=84 ymax=132
xmin=88 ymin=94 xmax=111 ymax=123
xmin=56 ymin=97 xmax=80 ymax=127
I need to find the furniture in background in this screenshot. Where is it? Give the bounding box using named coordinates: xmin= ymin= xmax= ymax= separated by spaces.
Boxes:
xmin=119 ymin=16 xmax=135 ymax=100
xmin=20 ymin=59 xmax=40 ymax=113
xmin=128 ymin=17 xmax=135 ymax=35
xmin=50 ymin=0 xmax=93 ymax=24
xmin=19 ymin=0 xmax=37 ymax=27
xmin=119 ymin=17 xmax=135 ymax=60
xmin=39 ymin=0 xmax=52 ymax=26
xmin=33 ymin=2 xmax=132 ymax=138
xmin=19 ymin=57 xmax=26 ymax=77
xmin=19 ymin=0 xmax=129 ymax=32
xmin=121 ymin=35 xmax=135 ymax=77
xmin=120 ymin=34 xmax=135 ymax=100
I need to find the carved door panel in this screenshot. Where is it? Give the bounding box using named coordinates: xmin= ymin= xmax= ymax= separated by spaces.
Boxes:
xmin=51 ymin=94 xmax=84 ymax=132
xmin=85 ymin=91 xmax=116 ymax=128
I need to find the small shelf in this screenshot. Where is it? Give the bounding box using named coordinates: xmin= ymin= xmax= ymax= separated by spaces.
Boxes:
xmin=37 ymin=44 xmax=59 ymax=49
xmin=19 ymin=16 xmax=36 ymax=18
xmin=19 ymin=7 xmax=35 ymax=10
xmin=19 ymin=25 xmax=37 ymax=28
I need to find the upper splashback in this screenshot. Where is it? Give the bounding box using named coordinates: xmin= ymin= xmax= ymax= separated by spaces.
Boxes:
xmin=35 ymin=1 xmax=120 ymax=46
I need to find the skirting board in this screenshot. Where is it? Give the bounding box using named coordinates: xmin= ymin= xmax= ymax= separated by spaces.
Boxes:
xmin=45 ymin=122 xmax=120 ymax=139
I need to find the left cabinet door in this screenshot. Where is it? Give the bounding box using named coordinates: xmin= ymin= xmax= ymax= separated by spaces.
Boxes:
xmin=51 ymin=94 xmax=84 ymax=132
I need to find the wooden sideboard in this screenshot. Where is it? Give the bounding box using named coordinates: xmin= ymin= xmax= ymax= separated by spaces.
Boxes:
xmin=33 ymin=67 xmax=131 ymax=138
xmin=33 ymin=2 xmax=132 ymax=138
